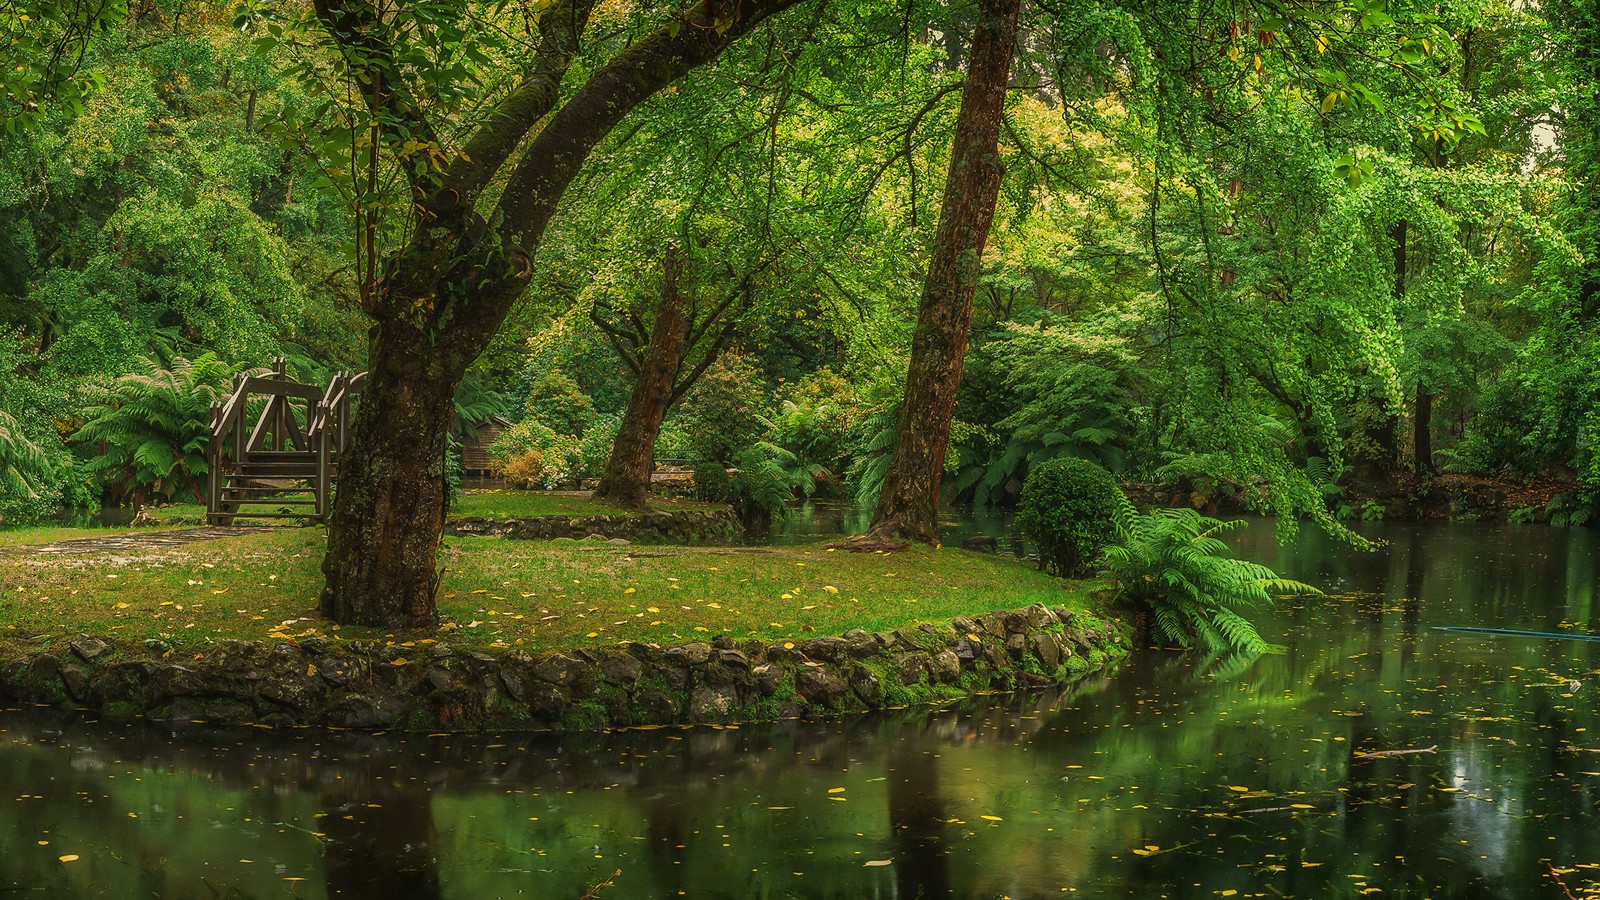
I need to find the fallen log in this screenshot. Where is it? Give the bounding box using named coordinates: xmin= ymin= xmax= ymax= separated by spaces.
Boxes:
xmin=1353 ymin=745 xmax=1439 ymax=760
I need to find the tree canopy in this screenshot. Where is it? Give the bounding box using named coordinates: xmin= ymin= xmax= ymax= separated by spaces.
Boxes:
xmin=0 ymin=0 xmax=1593 ymax=623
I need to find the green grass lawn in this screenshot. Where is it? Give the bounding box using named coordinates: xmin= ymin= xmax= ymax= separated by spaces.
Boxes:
xmin=449 ymin=488 xmax=725 ymax=520
xmin=0 ymin=528 xmax=1105 ymax=654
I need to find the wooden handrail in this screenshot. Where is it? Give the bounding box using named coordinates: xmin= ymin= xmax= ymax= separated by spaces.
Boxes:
xmin=206 ymin=367 xmax=368 ymax=525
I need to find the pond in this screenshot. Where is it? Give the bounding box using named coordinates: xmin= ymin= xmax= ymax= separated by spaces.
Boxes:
xmin=3 ymin=520 xmax=1600 ymax=897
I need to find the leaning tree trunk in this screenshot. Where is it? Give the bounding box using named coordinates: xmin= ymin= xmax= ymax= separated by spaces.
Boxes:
xmin=594 ymin=250 xmax=688 ymax=509
xmin=864 ymin=0 xmax=1020 ymax=545
xmin=321 ymin=329 xmax=463 ymax=628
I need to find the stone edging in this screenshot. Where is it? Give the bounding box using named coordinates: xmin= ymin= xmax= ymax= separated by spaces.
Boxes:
xmin=445 ymin=508 xmax=741 ymax=545
xmin=0 ymin=603 xmax=1135 ymax=731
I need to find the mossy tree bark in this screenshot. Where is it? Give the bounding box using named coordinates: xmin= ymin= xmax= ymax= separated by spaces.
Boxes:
xmin=313 ymin=0 xmax=809 ymax=627
xmin=864 ymin=0 xmax=1020 ymax=545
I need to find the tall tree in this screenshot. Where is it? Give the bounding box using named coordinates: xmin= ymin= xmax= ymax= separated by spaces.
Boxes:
xmin=298 ymin=0 xmax=809 ymax=626
xmin=592 ymin=247 xmax=769 ymax=508
xmin=863 ymin=0 xmax=1020 ymax=544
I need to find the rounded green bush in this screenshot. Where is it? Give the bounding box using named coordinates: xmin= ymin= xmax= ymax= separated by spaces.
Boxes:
xmin=1015 ymin=457 xmax=1123 ymax=577
xmin=691 ymin=461 xmax=732 ymax=503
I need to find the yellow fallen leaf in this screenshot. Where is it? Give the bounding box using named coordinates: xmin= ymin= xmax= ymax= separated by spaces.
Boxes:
xmin=390 ymin=658 xmax=410 ymax=666
xmin=58 ymin=855 xmax=79 ymax=863
xmin=864 ymin=859 xmax=893 ymax=867
xmin=980 ymin=815 xmax=1003 ymax=821
xmin=827 ymin=787 xmax=846 ymax=793
xmin=1227 ymin=786 xmax=1250 ymax=792
xmin=586 ymin=632 xmax=599 ymax=638
xmin=624 ymin=588 xmax=636 ymax=594
xmin=1290 ymin=804 xmax=1314 ymax=809
xmin=822 ymin=585 xmax=839 ymax=594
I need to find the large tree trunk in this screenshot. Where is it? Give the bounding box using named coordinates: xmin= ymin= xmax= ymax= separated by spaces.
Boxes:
xmin=594 ymin=250 xmax=688 ymax=509
xmin=321 ymin=330 xmax=462 ymax=628
xmin=865 ymin=0 xmax=1020 ymax=544
xmin=314 ymin=0 xmax=806 ymax=627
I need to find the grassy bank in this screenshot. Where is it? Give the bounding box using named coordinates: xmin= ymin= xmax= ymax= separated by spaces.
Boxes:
xmin=448 ymin=488 xmax=723 ymax=520
xmin=0 ymin=528 xmax=1107 ymax=654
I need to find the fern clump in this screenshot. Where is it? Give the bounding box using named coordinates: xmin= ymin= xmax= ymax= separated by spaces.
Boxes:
xmin=1015 ymin=457 xmax=1124 ymax=576
xmin=73 ymin=353 xmax=240 ymax=506
xmin=1101 ymin=506 xmax=1320 ymax=654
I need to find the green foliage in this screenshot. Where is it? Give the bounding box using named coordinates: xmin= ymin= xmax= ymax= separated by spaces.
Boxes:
xmin=488 ymin=420 xmax=582 ymax=491
xmin=769 ymin=369 xmax=861 ymax=492
xmin=952 ymin=319 xmax=1137 ymax=507
xmin=680 ymin=354 xmax=771 ymax=465
xmin=72 ymin=353 xmax=237 ymax=504
xmin=1101 ymin=507 xmax=1321 ymax=655
xmin=0 ymin=407 xmax=54 ymax=521
xmin=1015 ymin=458 xmax=1124 ymax=577
xmin=523 ymin=371 xmax=596 ymax=437
xmin=578 ymin=414 xmax=620 ymax=478
xmin=728 ymin=443 xmax=808 ymax=531
xmin=691 ymin=461 xmax=731 ymax=503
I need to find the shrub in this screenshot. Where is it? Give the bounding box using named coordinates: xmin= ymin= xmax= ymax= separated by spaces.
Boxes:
xmin=1101 ymin=507 xmax=1319 ymax=654
xmin=1015 ymin=457 xmax=1123 ymax=577
xmin=691 ymin=461 xmax=731 ymax=502
xmin=524 ymin=371 xmax=597 ymax=437
xmin=578 ymin=414 xmax=620 ymax=477
xmin=680 ymin=354 xmax=770 ymax=464
xmin=489 ymin=420 xmax=581 ymax=489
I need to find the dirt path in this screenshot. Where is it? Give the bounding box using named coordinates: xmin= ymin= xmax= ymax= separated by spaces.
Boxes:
xmin=0 ymin=526 xmax=276 ymax=556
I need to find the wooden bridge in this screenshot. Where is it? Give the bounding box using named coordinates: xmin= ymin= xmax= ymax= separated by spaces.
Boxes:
xmin=206 ymin=360 xmax=365 ymax=524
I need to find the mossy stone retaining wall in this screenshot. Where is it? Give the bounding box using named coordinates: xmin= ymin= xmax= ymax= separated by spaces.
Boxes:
xmin=0 ymin=603 xmax=1134 ymax=731
xmin=446 ymin=508 xmax=741 ymax=544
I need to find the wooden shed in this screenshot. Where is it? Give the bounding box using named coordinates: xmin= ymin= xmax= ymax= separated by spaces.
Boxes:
xmin=458 ymin=415 xmax=512 ymax=474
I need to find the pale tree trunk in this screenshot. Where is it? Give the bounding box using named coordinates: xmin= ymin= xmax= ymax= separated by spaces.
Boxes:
xmin=865 ymin=0 xmax=1020 ymax=544
xmin=594 ymin=249 xmax=688 ymax=509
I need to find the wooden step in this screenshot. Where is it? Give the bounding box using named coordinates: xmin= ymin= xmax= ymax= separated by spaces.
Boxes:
xmin=208 ymin=512 xmax=325 ymax=520
xmin=229 ymin=499 xmax=319 ymax=507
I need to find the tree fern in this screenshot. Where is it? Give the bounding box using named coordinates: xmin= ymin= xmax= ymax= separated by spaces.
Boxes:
xmin=74 ymin=354 xmax=242 ymax=504
xmin=1100 ymin=506 xmax=1320 ymax=654
xmin=0 ymin=408 xmax=53 ymax=508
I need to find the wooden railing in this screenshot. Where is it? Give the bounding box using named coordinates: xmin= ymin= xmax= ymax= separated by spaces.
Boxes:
xmin=207 ymin=360 xmax=366 ymax=524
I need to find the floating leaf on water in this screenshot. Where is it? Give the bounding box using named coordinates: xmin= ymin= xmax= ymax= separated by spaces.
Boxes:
xmin=57 ymin=855 xmax=79 ymax=863
xmin=980 ymin=815 xmax=1003 ymax=821
xmin=864 ymin=859 xmax=893 ymax=867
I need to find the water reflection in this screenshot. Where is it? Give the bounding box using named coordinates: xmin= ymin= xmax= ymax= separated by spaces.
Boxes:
xmin=4 ymin=521 xmax=1600 ymax=897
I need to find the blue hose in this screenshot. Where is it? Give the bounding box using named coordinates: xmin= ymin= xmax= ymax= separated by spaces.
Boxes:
xmin=1435 ymin=625 xmax=1600 ymax=643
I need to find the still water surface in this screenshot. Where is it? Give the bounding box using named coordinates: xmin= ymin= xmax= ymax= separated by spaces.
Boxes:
xmin=4 ymin=520 xmax=1600 ymax=898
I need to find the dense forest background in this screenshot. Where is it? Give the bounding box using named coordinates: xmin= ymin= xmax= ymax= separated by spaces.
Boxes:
xmin=1 ymin=0 xmax=1595 ymax=531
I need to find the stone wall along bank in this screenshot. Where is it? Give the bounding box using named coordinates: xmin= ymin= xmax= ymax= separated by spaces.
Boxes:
xmin=0 ymin=603 xmax=1135 ymax=731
